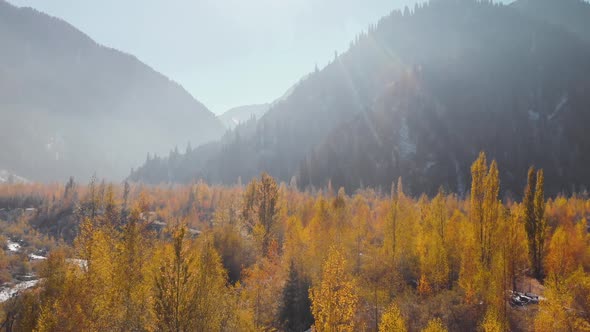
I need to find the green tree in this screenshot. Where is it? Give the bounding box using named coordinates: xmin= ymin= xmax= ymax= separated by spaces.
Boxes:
xmin=280 ymin=261 xmax=313 ymax=332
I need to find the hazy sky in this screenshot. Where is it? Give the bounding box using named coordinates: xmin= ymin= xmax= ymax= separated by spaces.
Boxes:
xmin=8 ymin=0 xmax=508 ymax=114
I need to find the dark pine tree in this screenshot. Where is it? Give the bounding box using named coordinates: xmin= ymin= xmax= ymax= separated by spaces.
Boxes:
xmin=279 ymin=261 xmax=313 ymax=332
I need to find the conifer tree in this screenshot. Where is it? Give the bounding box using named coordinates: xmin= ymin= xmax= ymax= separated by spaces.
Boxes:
xmin=280 ymin=261 xmax=313 ymax=332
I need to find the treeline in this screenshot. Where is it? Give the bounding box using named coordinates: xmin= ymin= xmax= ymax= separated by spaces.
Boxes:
xmin=2 ymin=152 xmax=590 ymax=331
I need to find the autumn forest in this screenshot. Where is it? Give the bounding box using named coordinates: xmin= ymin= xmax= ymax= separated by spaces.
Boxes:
xmin=0 ymin=152 xmax=589 ymax=331
xmin=3 ymin=0 xmax=590 ymax=330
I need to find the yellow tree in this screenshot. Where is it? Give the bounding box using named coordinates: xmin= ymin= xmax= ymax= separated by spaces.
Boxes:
xmin=534 ymin=271 xmax=590 ymax=331
xmin=102 ymin=183 xmax=119 ymax=227
xmin=418 ymin=192 xmax=450 ymax=293
xmin=384 ymin=179 xmax=401 ymax=267
xmin=470 ymin=153 xmax=500 ymax=267
xmin=470 ymin=152 xmax=487 ymax=264
xmin=545 ymin=222 xmax=587 ymax=278
xmin=305 ymin=195 xmax=333 ymax=282
xmin=73 ymin=216 xmax=119 ymax=330
xmin=192 ymin=239 xmax=234 ymax=332
xmin=114 ymin=206 xmax=154 ymax=330
xmin=242 ymin=240 xmax=285 ymax=330
xmin=379 ymin=302 xmax=406 ymax=332
xmin=483 ymin=206 xmax=525 ymax=331
xmin=391 ymin=182 xmax=420 ymax=289
xmin=458 ymin=223 xmax=481 ymax=304
xmin=482 ymin=160 xmax=499 ymax=266
xmin=283 ymin=216 xmax=309 ymax=271
xmin=465 ymin=153 xmax=501 ymax=307
xmin=533 ymin=169 xmax=547 ymax=278
xmin=310 ymin=246 xmax=359 ymax=332
xmin=36 ymin=250 xmax=93 ymax=331
xmin=480 ymin=308 xmax=503 ymax=332
xmin=504 ymin=205 xmax=529 ymax=291
xmin=422 ymin=318 xmax=448 ymax=332
xmin=348 ymin=195 xmax=370 ymax=273
xmin=241 ymin=173 xmax=279 ymax=256
xmin=256 ymin=173 xmax=279 ymax=255
xmin=153 ymin=226 xmax=198 ymax=332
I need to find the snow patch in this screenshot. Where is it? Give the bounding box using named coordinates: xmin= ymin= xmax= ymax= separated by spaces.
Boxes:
xmin=67 ymin=258 xmax=88 ymax=269
xmin=0 ymin=280 xmax=39 ymax=303
xmin=0 ymin=170 xmax=29 ymax=184
xmin=29 ymin=254 xmax=47 ymax=260
xmin=7 ymin=240 xmax=21 ymax=252
xmin=424 ymin=161 xmax=436 ymax=171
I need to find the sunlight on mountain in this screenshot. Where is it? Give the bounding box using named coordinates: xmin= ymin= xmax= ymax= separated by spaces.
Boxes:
xmin=1 ymin=0 xmax=590 ymax=330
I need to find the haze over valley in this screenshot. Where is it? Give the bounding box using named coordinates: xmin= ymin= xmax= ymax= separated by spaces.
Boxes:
xmin=2 ymin=1 xmax=590 ymax=331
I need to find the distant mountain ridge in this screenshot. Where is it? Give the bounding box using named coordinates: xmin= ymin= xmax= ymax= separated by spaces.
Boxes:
xmin=512 ymin=0 xmax=590 ymax=43
xmin=0 ymin=0 xmax=224 ymax=181
xmin=217 ymin=74 xmax=311 ymax=130
xmin=218 ymin=104 xmax=270 ymax=130
xmin=128 ymin=0 xmax=590 ymax=195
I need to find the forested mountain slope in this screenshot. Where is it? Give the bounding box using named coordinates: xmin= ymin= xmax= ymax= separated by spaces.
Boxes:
xmin=302 ymin=0 xmax=590 ymax=196
xmin=130 ymin=0 xmax=590 ymax=196
xmin=512 ymin=0 xmax=590 ymax=43
xmin=0 ymin=0 xmax=224 ymax=181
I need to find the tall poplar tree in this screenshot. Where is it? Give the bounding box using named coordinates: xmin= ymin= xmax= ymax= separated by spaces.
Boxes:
xmin=524 ymin=167 xmax=547 ymax=279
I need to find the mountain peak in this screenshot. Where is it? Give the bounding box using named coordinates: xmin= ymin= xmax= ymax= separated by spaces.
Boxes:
xmin=0 ymin=1 xmax=224 ymax=181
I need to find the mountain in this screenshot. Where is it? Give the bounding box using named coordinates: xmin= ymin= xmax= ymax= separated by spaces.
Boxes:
xmin=0 ymin=0 xmax=225 ymax=182
xmin=511 ymin=0 xmax=590 ymax=43
xmin=0 ymin=170 xmax=28 ymax=184
xmin=301 ymin=0 xmax=590 ymax=196
xmin=130 ymin=0 xmax=590 ymax=196
xmin=217 ymin=75 xmax=311 ymax=130
xmin=218 ymin=104 xmax=270 ymax=130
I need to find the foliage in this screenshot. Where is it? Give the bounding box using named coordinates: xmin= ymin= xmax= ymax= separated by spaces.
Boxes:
xmin=1 ymin=154 xmax=590 ymax=330
xmin=379 ymin=302 xmax=406 ymax=332
xmin=310 ymin=246 xmax=359 ymax=332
